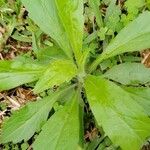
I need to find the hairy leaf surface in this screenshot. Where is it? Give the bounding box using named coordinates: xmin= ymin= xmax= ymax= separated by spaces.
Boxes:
xmin=37 ymin=46 xmax=67 ymax=62
xmin=85 ymin=75 xmax=150 ymax=150
xmin=125 ymin=0 xmax=145 ymax=15
xmin=21 ymin=0 xmax=72 ymax=58
xmin=100 ymin=11 xmax=150 ymax=60
xmin=34 ymin=60 xmax=77 ymax=93
xmin=124 ymin=87 xmax=150 ymax=116
xmin=55 ymin=0 xmax=84 ymax=63
xmin=104 ymin=63 xmax=150 ymax=85
xmin=0 ymin=60 xmax=45 ymax=91
xmin=89 ymin=0 xmax=103 ymax=28
xmin=90 ymin=11 xmax=150 ymax=71
xmin=104 ymin=0 xmax=121 ymax=32
xmin=0 ymin=90 xmax=66 ymax=143
xmin=33 ymin=90 xmax=83 ymax=150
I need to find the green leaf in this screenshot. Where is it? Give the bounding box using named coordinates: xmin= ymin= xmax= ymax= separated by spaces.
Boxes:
xmin=124 ymin=87 xmax=150 ymax=116
xmin=0 ymin=59 xmax=46 ymax=91
xmin=89 ymin=11 xmax=150 ymax=72
xmin=33 ymin=90 xmax=83 ymax=150
xmin=37 ymin=46 xmax=67 ymax=62
xmin=11 ymin=31 xmax=32 ymax=43
xmin=55 ymin=0 xmax=84 ymax=63
xmin=125 ymin=0 xmax=145 ymax=15
xmin=89 ymin=0 xmax=103 ymax=28
xmin=0 ymin=89 xmax=67 ymax=143
xmin=0 ymin=0 xmax=5 ymax=6
xmin=21 ymin=0 xmax=72 ymax=58
xmin=104 ymin=63 xmax=150 ymax=85
xmin=34 ymin=60 xmax=77 ymax=93
xmin=104 ymin=0 xmax=122 ymax=32
xmin=146 ymin=0 xmax=150 ymax=9
xmin=85 ymin=137 xmax=105 ymax=150
xmin=83 ymin=31 xmax=98 ymax=44
xmin=102 ymin=11 xmax=150 ymax=58
xmin=121 ymin=0 xmax=145 ymax=25
xmin=85 ymin=75 xmax=150 ymax=150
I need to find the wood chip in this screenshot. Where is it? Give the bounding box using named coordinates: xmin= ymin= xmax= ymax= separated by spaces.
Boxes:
xmin=141 ymin=49 xmax=150 ymax=68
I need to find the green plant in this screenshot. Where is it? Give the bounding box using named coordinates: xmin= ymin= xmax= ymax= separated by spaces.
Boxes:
xmin=1 ymin=0 xmax=150 ymax=150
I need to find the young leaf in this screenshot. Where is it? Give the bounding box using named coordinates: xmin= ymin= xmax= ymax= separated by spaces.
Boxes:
xmin=125 ymin=0 xmax=145 ymax=15
xmin=102 ymin=11 xmax=150 ymax=59
xmin=104 ymin=63 xmax=150 ymax=85
xmin=37 ymin=46 xmax=67 ymax=62
xmin=21 ymin=0 xmax=72 ymax=58
xmin=55 ymin=0 xmax=84 ymax=64
xmin=33 ymin=90 xmax=83 ymax=150
xmin=85 ymin=75 xmax=150 ymax=150
xmin=104 ymin=0 xmax=121 ymax=32
xmin=0 ymin=89 xmax=67 ymax=143
xmin=124 ymin=87 xmax=150 ymax=116
xmin=0 ymin=60 xmax=46 ymax=91
xmin=90 ymin=11 xmax=150 ymax=72
xmin=89 ymin=0 xmax=103 ymax=28
xmin=34 ymin=60 xmax=77 ymax=93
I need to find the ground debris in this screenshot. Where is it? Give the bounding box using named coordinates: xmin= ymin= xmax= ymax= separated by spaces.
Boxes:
xmin=0 ymin=87 xmax=37 ymax=124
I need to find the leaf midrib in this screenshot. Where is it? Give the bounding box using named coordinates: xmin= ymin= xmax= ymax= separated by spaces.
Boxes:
xmin=87 ymin=78 xmax=143 ymax=142
xmin=2 ymin=97 xmax=56 ymax=142
xmin=103 ymin=31 xmax=150 ymax=57
xmin=54 ymin=98 xmax=77 ymax=149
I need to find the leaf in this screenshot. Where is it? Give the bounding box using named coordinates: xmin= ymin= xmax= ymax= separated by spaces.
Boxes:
xmin=55 ymin=0 xmax=84 ymax=63
xmin=33 ymin=90 xmax=83 ymax=150
xmin=34 ymin=60 xmax=77 ymax=93
xmin=121 ymin=0 xmax=145 ymax=25
xmin=147 ymin=0 xmax=150 ymax=9
xmin=102 ymin=11 xmax=150 ymax=59
xmin=124 ymin=87 xmax=150 ymax=116
xmin=0 ymin=59 xmax=46 ymax=91
xmin=102 ymin=0 xmax=111 ymax=5
xmin=83 ymin=31 xmax=97 ymax=44
xmin=84 ymin=75 xmax=150 ymax=150
xmin=37 ymin=46 xmax=67 ymax=62
xmin=0 ymin=89 xmax=67 ymax=143
xmin=21 ymin=0 xmax=72 ymax=58
xmin=0 ymin=0 xmax=5 ymax=6
xmin=89 ymin=0 xmax=103 ymax=28
xmin=104 ymin=63 xmax=150 ymax=85
xmin=104 ymin=0 xmax=122 ymax=32
xmin=11 ymin=31 xmax=32 ymax=43
xmin=85 ymin=137 xmax=105 ymax=150
xmin=125 ymin=0 xmax=145 ymax=15
xmin=89 ymin=11 xmax=150 ymax=72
